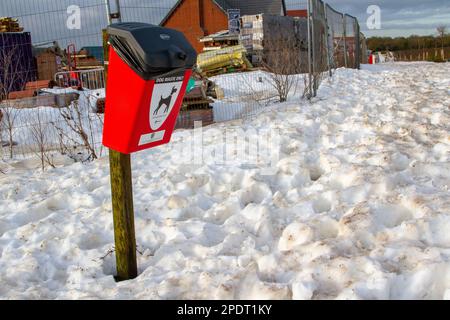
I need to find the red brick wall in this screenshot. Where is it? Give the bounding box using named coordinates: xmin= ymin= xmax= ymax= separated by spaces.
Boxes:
xmin=201 ymin=0 xmax=229 ymax=37
xmin=287 ymin=10 xmax=308 ymax=18
xmin=163 ymin=0 xmax=228 ymax=53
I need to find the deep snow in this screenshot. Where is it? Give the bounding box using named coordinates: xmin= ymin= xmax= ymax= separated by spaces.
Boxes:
xmin=0 ymin=62 xmax=449 ymax=299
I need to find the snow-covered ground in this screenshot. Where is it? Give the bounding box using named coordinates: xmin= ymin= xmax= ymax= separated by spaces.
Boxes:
xmin=0 ymin=62 xmax=449 ymax=299
xmin=0 ymin=88 xmax=105 ymax=162
xmin=211 ymin=70 xmax=306 ymax=122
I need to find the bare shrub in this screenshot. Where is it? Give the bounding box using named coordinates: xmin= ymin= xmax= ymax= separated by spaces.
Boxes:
xmin=261 ymin=36 xmax=306 ymax=103
xmin=51 ymin=99 xmax=98 ymax=163
xmin=29 ymin=109 xmax=55 ymax=171
xmin=0 ymin=104 xmax=21 ymax=159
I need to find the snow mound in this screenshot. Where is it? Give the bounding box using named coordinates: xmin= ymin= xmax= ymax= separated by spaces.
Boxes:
xmin=0 ymin=62 xmax=449 ymax=299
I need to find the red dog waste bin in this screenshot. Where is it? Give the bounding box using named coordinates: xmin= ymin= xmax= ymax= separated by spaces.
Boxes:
xmin=102 ymin=23 xmax=197 ymax=154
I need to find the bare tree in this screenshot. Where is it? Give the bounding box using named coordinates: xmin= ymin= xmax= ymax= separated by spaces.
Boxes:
xmin=51 ymin=99 xmax=98 ymax=163
xmin=0 ymin=44 xmax=29 ymax=159
xmin=437 ymin=25 xmax=447 ymax=60
xmin=261 ymin=34 xmax=308 ymax=103
xmin=29 ymin=109 xmax=55 ymax=171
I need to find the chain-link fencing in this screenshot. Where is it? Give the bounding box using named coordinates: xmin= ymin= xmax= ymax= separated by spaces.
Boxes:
xmin=0 ymin=0 xmax=364 ymax=166
xmin=306 ymin=0 xmax=361 ymax=97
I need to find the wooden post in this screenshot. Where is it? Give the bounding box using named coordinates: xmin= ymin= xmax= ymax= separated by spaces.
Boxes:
xmin=109 ymin=149 xmax=138 ymax=281
xmin=102 ymin=29 xmax=109 ymax=79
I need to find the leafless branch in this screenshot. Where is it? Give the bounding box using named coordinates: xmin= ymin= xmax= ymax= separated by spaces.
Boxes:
xmin=0 ymin=44 xmax=30 ymax=159
xmin=28 ymin=109 xmax=55 ymax=171
xmin=51 ymin=99 xmax=98 ymax=163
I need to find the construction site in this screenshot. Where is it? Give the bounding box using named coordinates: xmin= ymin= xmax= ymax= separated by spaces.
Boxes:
xmin=0 ymin=0 xmax=365 ymax=161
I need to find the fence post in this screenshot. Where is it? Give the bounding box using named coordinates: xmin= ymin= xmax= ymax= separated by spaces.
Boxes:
xmin=114 ymin=0 xmax=122 ymax=22
xmin=102 ymin=25 xmax=136 ymax=281
xmin=311 ymin=1 xmax=318 ymax=96
xmin=104 ymin=0 xmax=112 ymax=25
xmin=306 ymin=0 xmax=313 ymax=99
xmin=343 ymin=15 xmax=348 ymax=68
xmin=105 ymin=0 xmax=122 ymax=23
xmin=355 ymin=20 xmax=360 ymax=69
xmin=323 ymin=5 xmax=332 ymax=77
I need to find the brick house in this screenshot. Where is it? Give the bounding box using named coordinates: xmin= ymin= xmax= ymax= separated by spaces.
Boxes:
xmin=160 ymin=0 xmax=287 ymax=52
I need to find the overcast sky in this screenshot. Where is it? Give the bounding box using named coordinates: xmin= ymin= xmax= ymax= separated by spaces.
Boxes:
xmin=0 ymin=0 xmax=448 ymax=48
xmin=313 ymin=0 xmax=450 ymax=37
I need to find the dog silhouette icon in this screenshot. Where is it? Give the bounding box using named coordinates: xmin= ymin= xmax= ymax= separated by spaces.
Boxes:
xmin=153 ymin=86 xmax=178 ymax=115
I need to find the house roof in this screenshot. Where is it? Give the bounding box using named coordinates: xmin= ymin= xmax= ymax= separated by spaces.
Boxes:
xmin=160 ymin=0 xmax=286 ymax=26
xmin=216 ymin=0 xmax=286 ymax=15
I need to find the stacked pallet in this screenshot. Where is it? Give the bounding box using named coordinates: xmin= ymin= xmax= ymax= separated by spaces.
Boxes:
xmin=240 ymin=15 xmax=265 ymax=57
xmin=0 ymin=17 xmax=24 ymax=33
xmin=200 ymin=30 xmax=240 ymax=52
xmin=197 ymin=45 xmax=252 ymax=77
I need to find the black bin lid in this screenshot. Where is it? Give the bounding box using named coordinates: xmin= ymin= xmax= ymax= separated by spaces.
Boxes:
xmin=107 ymin=22 xmax=197 ymax=80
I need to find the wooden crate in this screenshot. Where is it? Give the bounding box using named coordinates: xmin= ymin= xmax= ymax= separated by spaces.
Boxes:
xmin=25 ymin=80 xmax=52 ymax=90
xmin=36 ymin=52 xmax=60 ymax=81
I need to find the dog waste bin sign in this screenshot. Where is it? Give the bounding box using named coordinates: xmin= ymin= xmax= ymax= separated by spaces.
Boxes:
xmin=103 ymin=22 xmax=197 ymax=154
xmin=102 ymin=22 xmax=197 ymax=281
xmin=148 ymin=75 xmax=184 ymax=134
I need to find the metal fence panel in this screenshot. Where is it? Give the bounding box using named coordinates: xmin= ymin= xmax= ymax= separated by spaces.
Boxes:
xmin=0 ymin=0 xmax=365 ymax=164
xmin=344 ymin=14 xmax=360 ymax=69
xmin=325 ymin=4 xmax=346 ymax=69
